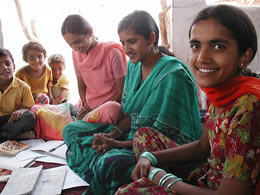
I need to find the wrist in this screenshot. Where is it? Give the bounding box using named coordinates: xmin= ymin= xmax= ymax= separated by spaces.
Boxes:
xmin=139 ymin=151 xmax=158 ymax=166
xmin=113 ymin=126 xmax=123 ymax=137
xmin=148 ymin=168 xmax=165 ymax=181
xmin=153 ymin=171 xmax=182 ymax=191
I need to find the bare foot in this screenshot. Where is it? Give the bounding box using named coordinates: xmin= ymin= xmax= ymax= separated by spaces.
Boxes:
xmin=15 ymin=130 xmax=36 ymax=140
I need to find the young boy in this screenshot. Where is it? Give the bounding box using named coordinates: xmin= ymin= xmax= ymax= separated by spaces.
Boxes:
xmin=0 ymin=48 xmax=36 ymax=142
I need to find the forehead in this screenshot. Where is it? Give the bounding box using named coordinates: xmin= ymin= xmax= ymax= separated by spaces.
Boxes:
xmin=190 ymin=18 xmax=235 ymax=41
xmin=50 ymin=62 xmax=65 ymax=68
xmin=119 ymin=28 xmax=139 ymax=40
xmin=0 ymin=55 xmax=12 ymax=63
xmin=63 ymin=33 xmax=84 ymax=43
xmin=27 ymin=49 xmax=44 ymax=56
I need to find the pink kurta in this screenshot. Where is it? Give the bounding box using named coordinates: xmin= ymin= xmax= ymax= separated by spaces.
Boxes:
xmin=72 ymin=42 xmax=126 ymax=109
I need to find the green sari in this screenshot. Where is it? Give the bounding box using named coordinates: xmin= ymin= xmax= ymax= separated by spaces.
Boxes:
xmin=63 ymin=56 xmax=202 ymax=195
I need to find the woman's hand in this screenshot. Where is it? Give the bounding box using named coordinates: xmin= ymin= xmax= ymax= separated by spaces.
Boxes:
xmin=77 ymin=106 xmax=90 ymax=120
xmin=92 ymin=133 xmax=117 ymax=154
xmin=131 ymin=157 xmax=152 ymax=180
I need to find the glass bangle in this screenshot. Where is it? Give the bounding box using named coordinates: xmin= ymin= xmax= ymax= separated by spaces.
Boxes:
xmin=139 ymin=151 xmax=158 ymax=166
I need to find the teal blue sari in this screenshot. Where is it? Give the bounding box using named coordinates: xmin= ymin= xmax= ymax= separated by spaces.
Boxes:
xmin=63 ymin=56 xmax=202 ymax=194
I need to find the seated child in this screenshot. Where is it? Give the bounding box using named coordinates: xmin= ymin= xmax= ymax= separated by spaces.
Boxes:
xmin=15 ymin=41 xmax=53 ymax=104
xmin=0 ymin=48 xmax=36 ymax=141
xmin=48 ymin=54 xmax=69 ymax=104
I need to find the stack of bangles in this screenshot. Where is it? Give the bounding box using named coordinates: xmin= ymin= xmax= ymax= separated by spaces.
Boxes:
xmin=140 ymin=151 xmax=182 ymax=189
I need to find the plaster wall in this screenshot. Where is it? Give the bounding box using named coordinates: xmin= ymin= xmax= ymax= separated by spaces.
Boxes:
xmin=0 ymin=19 xmax=3 ymax=48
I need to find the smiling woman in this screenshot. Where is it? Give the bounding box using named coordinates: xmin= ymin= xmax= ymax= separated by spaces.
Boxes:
xmin=188 ymin=18 xmax=245 ymax=88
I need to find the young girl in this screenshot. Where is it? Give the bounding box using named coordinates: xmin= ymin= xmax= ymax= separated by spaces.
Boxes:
xmin=61 ymin=14 xmax=127 ymax=120
xmin=16 ymin=41 xmax=53 ymax=104
xmin=48 ymin=54 xmax=69 ymax=104
xmin=62 ymin=10 xmax=202 ymax=194
xmin=116 ymin=5 xmax=260 ymax=195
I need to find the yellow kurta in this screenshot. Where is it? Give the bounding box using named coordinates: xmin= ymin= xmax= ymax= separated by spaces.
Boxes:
xmin=15 ymin=65 xmax=52 ymax=97
xmin=51 ymin=74 xmax=69 ymax=101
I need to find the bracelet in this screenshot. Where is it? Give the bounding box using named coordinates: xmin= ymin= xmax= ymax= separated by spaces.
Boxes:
xmin=139 ymin=151 xmax=158 ymax=166
xmin=113 ymin=126 xmax=123 ymax=136
xmin=166 ymin=177 xmax=182 ymax=189
xmin=159 ymin=173 xmax=174 ymax=186
xmin=160 ymin=175 xmax=177 ymax=186
xmin=148 ymin=168 xmax=165 ymax=181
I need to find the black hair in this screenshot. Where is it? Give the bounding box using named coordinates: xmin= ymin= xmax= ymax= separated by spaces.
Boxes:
xmin=118 ymin=10 xmax=174 ymax=57
xmin=189 ymin=4 xmax=257 ymax=62
xmin=0 ymin=48 xmax=14 ymax=63
xmin=61 ymin=14 xmax=91 ymax=36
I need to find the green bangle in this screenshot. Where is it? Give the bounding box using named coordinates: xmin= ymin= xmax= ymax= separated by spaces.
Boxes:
xmin=159 ymin=173 xmax=172 ymax=186
xmin=139 ymin=151 xmax=158 ymax=166
xmin=160 ymin=175 xmax=177 ymax=186
xmin=148 ymin=168 xmax=165 ymax=181
xmin=166 ymin=178 xmax=182 ymax=189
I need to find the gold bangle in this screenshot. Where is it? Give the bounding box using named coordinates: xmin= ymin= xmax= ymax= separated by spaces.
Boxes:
xmin=114 ymin=126 xmax=123 ymax=136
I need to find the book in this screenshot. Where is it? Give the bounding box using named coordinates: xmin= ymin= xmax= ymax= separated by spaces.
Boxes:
xmin=31 ymin=166 xmax=67 ymax=195
xmin=0 ymin=140 xmax=31 ymax=156
xmin=1 ymin=165 xmax=67 ymax=195
xmin=1 ymin=166 xmax=43 ymax=195
xmin=31 ymin=140 xmax=67 ymax=159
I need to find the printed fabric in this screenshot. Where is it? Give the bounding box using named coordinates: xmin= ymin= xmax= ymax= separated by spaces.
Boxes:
xmin=116 ymin=94 xmax=260 ymax=194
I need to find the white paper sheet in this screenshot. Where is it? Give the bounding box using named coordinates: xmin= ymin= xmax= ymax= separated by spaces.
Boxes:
xmin=1 ymin=166 xmax=42 ymax=195
xmin=31 ymin=166 xmax=67 ymax=195
xmin=63 ymin=165 xmax=89 ymax=190
xmin=36 ymin=155 xmax=67 ymax=164
xmin=0 ymin=155 xmax=35 ymax=170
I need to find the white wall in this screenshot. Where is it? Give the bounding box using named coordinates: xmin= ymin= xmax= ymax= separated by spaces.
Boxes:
xmin=171 ymin=0 xmax=260 ymax=73
xmin=0 ymin=19 xmax=3 ymax=48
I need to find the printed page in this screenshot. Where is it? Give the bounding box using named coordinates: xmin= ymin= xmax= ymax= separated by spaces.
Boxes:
xmin=1 ymin=166 xmax=42 ymax=195
xmin=15 ymin=139 xmax=46 ymax=161
xmin=0 ymin=140 xmax=31 ymax=156
xmin=31 ymin=166 xmax=67 ymax=195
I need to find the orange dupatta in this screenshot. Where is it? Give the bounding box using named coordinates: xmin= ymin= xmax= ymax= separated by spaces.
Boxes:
xmin=201 ymin=76 xmax=260 ymax=107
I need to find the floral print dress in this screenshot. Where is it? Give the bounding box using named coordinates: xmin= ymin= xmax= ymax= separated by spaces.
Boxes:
xmin=116 ymin=94 xmax=260 ymax=194
xmin=192 ymin=94 xmax=260 ymax=190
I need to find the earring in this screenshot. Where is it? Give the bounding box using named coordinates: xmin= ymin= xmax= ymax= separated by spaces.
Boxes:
xmin=239 ymin=63 xmax=244 ymax=69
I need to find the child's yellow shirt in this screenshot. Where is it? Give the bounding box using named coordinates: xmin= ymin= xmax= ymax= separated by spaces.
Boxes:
xmin=0 ymin=77 xmax=35 ymax=116
xmin=51 ymin=74 xmax=70 ymax=101
xmin=15 ymin=65 xmax=52 ymax=97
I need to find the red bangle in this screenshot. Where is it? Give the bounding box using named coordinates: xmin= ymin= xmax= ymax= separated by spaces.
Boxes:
xmin=58 ymin=96 xmax=62 ymax=101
